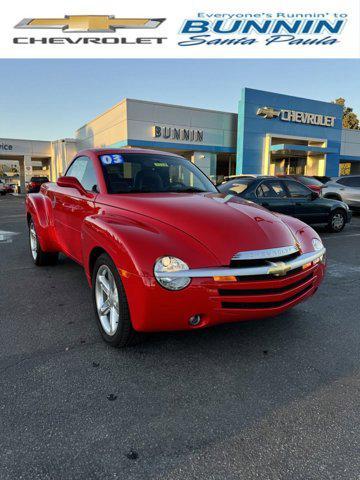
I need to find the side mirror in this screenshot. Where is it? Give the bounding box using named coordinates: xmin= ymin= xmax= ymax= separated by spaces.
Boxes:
xmin=57 ymin=176 xmax=90 ymax=197
xmin=310 ymin=191 xmax=319 ymax=200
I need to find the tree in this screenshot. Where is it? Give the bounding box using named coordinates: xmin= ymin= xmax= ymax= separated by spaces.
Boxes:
xmin=333 ymin=98 xmax=360 ymax=130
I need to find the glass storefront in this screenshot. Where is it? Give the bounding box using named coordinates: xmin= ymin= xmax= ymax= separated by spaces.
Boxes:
xmin=270 ymin=156 xmax=307 ymax=175
xmin=267 ymin=136 xmax=327 ymax=176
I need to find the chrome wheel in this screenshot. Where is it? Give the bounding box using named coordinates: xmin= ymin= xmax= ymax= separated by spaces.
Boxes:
xmin=29 ymin=221 xmax=38 ymax=260
xmin=332 ymin=212 xmax=345 ymax=231
xmin=95 ymin=265 xmax=120 ymax=336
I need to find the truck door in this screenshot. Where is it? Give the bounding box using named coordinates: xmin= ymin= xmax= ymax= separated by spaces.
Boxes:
xmin=53 ymin=156 xmax=98 ymax=263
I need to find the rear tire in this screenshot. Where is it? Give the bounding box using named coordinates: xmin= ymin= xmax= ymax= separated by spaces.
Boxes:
xmin=327 ymin=209 xmax=346 ymax=233
xmin=28 ymin=218 xmax=58 ymax=266
xmin=92 ymin=253 xmax=141 ymax=347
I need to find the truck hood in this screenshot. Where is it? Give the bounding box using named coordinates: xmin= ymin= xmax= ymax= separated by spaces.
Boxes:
xmin=101 ymin=192 xmax=298 ymax=264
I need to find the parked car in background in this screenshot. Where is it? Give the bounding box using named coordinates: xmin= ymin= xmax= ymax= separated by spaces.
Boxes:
xmin=0 ymin=182 xmax=6 ymax=196
xmin=276 ymin=175 xmax=324 ymax=194
xmin=4 ymin=184 xmax=15 ymax=194
xmin=218 ymin=174 xmax=270 ymax=185
xmin=26 ymin=176 xmax=49 ymax=193
xmin=26 ymin=148 xmax=326 ymax=347
xmin=313 ymin=175 xmax=334 ymax=184
xmin=218 ymin=176 xmax=351 ymax=232
xmin=322 ymin=175 xmax=360 ymax=210
xmin=219 ymin=174 xmax=252 ymax=184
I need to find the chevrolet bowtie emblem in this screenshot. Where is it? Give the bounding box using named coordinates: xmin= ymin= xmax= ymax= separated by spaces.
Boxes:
xmin=15 ymin=16 xmax=165 ymax=33
xmin=256 ymin=107 xmax=281 ymax=119
xmin=267 ymin=261 xmax=291 ymax=277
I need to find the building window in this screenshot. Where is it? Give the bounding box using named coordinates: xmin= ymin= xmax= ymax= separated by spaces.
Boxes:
xmin=339 ymin=162 xmax=351 ymax=176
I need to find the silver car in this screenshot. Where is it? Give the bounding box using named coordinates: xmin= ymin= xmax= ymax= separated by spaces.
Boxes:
xmin=322 ymin=175 xmax=360 ymax=209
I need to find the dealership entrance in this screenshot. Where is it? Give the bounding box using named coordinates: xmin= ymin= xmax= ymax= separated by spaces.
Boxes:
xmin=269 ymin=151 xmax=327 ymax=176
xmin=0 ymin=154 xmax=52 ymax=192
xmin=267 ymin=136 xmax=329 ymax=176
xmin=0 ymin=139 xmax=55 ymax=192
xmin=270 ymin=155 xmax=307 ymax=175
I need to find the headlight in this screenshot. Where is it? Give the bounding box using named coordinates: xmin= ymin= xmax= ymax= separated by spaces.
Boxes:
xmin=312 ymin=238 xmax=323 ymax=251
xmin=154 ymin=256 xmax=191 ymax=291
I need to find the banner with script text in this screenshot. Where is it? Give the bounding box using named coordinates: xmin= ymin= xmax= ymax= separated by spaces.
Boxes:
xmin=0 ymin=0 xmax=358 ymax=58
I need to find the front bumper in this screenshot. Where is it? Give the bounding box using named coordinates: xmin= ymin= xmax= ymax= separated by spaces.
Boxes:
xmin=123 ymin=248 xmax=326 ymax=332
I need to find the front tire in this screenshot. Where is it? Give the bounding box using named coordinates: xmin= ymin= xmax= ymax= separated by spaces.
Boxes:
xmin=92 ymin=253 xmax=140 ymax=347
xmin=327 ymin=209 xmax=346 ymax=233
xmin=28 ymin=218 xmax=58 ymax=266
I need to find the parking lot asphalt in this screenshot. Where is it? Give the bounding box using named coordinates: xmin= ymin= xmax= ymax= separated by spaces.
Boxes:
xmin=0 ymin=195 xmax=360 ymax=480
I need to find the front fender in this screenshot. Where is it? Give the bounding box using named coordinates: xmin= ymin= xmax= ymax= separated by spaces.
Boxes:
xmin=275 ymin=213 xmax=320 ymax=254
xmin=25 ymin=193 xmax=59 ymax=252
xmin=81 ymin=213 xmax=219 ymax=283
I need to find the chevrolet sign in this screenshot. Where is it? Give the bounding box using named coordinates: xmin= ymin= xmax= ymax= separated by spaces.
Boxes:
xmin=257 ymin=106 xmax=336 ymax=127
xmin=256 ymin=107 xmax=280 ymax=119
xmin=15 ymin=16 xmax=165 ymax=33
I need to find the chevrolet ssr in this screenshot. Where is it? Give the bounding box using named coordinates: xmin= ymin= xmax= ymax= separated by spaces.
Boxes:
xmin=26 ymin=149 xmax=326 ymax=347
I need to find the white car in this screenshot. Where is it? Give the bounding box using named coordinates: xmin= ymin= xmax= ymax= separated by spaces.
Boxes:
xmin=322 ymin=175 xmax=360 ymax=209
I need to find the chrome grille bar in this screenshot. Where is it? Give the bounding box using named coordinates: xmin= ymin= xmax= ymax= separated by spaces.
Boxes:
xmin=154 ymin=248 xmax=326 ymax=279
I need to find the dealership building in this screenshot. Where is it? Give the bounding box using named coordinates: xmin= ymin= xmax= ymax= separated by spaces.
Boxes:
xmin=1 ymin=87 xmax=360 ymax=191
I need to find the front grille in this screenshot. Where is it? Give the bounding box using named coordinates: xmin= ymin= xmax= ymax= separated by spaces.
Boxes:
xmin=214 ymin=246 xmax=319 ymax=311
xmin=234 ymin=266 xmax=303 ymax=282
xmin=221 ymin=284 xmax=313 ymax=309
xmin=218 ymin=272 xmax=313 ymax=297
xmin=217 ymin=263 xmax=316 ymax=310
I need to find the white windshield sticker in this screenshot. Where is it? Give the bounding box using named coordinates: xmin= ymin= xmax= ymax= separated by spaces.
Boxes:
xmin=100 ymin=154 xmax=124 ymax=165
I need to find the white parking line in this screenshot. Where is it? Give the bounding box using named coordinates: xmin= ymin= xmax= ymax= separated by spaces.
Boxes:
xmin=326 ymin=260 xmax=360 ymax=278
xmin=0 ymin=230 xmax=20 ymax=243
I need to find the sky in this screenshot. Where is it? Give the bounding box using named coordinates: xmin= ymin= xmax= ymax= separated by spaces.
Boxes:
xmin=0 ymin=59 xmax=359 ymax=141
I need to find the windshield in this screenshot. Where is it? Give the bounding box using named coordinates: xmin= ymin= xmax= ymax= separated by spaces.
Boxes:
xmin=99 ymin=153 xmax=218 ymax=194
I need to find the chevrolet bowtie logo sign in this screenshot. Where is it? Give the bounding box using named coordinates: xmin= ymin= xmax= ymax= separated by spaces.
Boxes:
xmin=256 ymin=107 xmax=281 ymax=119
xmin=267 ymin=261 xmax=292 ymax=277
xmin=15 ymin=16 xmax=165 ymax=33
xmin=256 ymin=106 xmax=336 ymax=127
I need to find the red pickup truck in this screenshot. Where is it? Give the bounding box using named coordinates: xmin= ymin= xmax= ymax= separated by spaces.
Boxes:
xmin=26 ymin=149 xmax=326 ymax=347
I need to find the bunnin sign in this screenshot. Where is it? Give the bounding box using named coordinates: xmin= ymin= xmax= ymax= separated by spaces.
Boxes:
xmin=256 ymin=107 xmax=336 ymax=127
xmin=152 ymin=125 xmax=204 ymax=142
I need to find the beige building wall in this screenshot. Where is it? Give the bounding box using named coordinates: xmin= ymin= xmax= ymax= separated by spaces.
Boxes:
xmin=126 ymin=99 xmax=237 ymax=150
xmin=75 ymin=99 xmax=128 ymax=149
xmin=75 ymin=98 xmax=237 ymax=152
xmin=51 ymin=139 xmax=78 ymax=180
